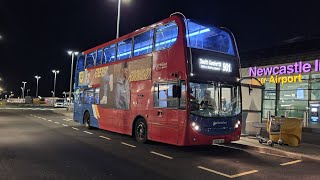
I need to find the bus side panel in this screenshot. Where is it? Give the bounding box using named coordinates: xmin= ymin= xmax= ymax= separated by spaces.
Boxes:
xmin=96 ymin=108 xmax=131 ymax=135
xmin=176 ymin=111 xmax=188 ymax=146
xmin=130 ymin=80 xmax=153 ymax=137
xmin=73 ymin=102 xmax=83 ymax=123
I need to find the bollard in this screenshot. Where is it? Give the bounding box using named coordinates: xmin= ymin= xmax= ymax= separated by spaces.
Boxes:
xmin=285 ymin=111 xmax=289 ymax=118
xmin=267 ymin=110 xmax=271 ymax=122
xmin=303 ymin=111 xmax=309 ymax=127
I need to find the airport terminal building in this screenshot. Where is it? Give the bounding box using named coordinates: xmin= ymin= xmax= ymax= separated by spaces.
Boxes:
xmin=241 ymin=39 xmax=320 ymax=130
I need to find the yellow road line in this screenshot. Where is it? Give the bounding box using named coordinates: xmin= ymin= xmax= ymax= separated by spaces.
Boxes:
xmin=150 ymin=151 xmax=173 ymax=159
xmin=231 ymin=170 xmax=259 ymax=178
xmin=72 ymin=127 xmax=79 ymax=130
xmin=198 ymin=166 xmax=232 ymax=178
xmin=83 ymin=131 xmax=93 ymax=135
xmin=280 ymin=160 xmax=302 ymax=166
xmin=121 ymin=142 xmax=136 ymax=148
xmin=197 ymin=166 xmax=258 ymax=179
xmin=99 ymin=136 xmax=111 ymax=140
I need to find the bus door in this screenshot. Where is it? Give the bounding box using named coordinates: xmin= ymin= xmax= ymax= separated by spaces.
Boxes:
xmin=152 ymin=83 xmax=179 ymax=144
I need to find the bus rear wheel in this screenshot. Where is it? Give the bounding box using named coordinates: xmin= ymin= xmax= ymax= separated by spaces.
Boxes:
xmin=84 ymin=112 xmax=91 ymax=129
xmin=135 ymin=118 xmax=147 ymax=144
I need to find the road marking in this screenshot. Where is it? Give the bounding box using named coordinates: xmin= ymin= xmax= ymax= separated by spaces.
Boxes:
xmin=83 ymin=131 xmax=93 ymax=135
xmin=62 ymin=124 xmax=68 ymax=127
xmin=48 ymin=120 xmax=52 ymax=122
xmin=99 ymin=136 xmax=111 ymax=140
xmin=63 ymin=118 xmax=73 ymax=121
xmin=38 ymin=117 xmax=42 ymax=119
xmin=213 ymin=143 xmax=293 ymax=159
xmin=72 ymin=127 xmax=79 ymax=130
xmin=232 ymin=170 xmax=259 ymax=178
xmin=280 ymin=160 xmax=302 ymax=166
xmin=150 ymin=151 xmax=173 ymax=159
xmin=121 ymin=142 xmax=136 ymax=148
xmin=54 ymin=122 xmax=60 ymax=124
xmin=42 ymin=118 xmax=46 ymax=120
xmin=197 ymin=166 xmax=258 ymax=179
xmin=198 ymin=166 xmax=232 ymax=178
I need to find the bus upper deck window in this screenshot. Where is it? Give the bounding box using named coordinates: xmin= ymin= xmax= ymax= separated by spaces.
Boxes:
xmin=117 ymin=39 xmax=132 ymax=61
xmin=77 ymin=55 xmax=85 ymax=70
xmin=186 ymin=20 xmax=235 ymax=56
xmin=86 ymin=52 xmax=96 ymax=68
xmin=155 ymin=22 xmax=178 ymax=51
xmin=96 ymin=49 xmax=102 ymax=66
xmin=103 ymin=44 xmax=116 ymax=64
xmin=133 ymin=30 xmax=154 ymax=57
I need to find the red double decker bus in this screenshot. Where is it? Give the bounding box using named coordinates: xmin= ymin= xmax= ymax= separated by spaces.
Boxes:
xmin=73 ymin=14 xmax=242 ymax=146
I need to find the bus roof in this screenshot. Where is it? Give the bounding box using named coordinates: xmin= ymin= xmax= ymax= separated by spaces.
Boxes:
xmin=82 ymin=15 xmax=183 ymax=55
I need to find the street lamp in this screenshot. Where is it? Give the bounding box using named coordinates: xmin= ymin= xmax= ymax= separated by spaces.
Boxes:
xmin=22 ymin=81 xmax=27 ymax=98
xmin=20 ymin=87 xmax=24 ymax=98
xmin=52 ymin=70 xmax=59 ymax=97
xmin=67 ymin=51 xmax=79 ymax=103
xmin=26 ymin=89 xmax=30 ymax=96
xmin=35 ymin=75 xmax=41 ymax=97
xmin=115 ymin=0 xmax=131 ymax=38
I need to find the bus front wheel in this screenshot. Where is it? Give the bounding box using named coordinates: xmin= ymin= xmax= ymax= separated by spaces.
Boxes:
xmin=84 ymin=112 xmax=91 ymax=129
xmin=135 ymin=118 xmax=147 ymax=144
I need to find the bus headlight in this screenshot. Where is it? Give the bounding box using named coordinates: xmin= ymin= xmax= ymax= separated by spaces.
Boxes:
xmin=234 ymin=120 xmax=241 ymax=129
xmin=191 ymin=122 xmax=201 ymax=132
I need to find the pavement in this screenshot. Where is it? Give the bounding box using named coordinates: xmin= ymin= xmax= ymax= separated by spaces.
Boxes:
xmin=224 ymin=136 xmax=320 ymax=162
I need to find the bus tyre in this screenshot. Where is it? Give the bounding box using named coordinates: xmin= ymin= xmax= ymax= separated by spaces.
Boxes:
xmin=135 ymin=118 xmax=147 ymax=144
xmin=84 ymin=112 xmax=91 ymax=130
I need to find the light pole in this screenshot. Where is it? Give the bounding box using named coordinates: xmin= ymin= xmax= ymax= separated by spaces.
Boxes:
xmin=20 ymin=87 xmax=23 ymax=98
xmin=22 ymin=81 xmax=27 ymax=98
xmin=35 ymin=75 xmax=41 ymax=97
xmin=67 ymin=51 xmax=79 ymax=103
xmin=26 ymin=89 xmax=30 ymax=96
xmin=116 ymin=0 xmax=121 ymax=38
xmin=52 ymin=70 xmax=59 ymax=97
xmin=116 ymin=0 xmax=131 ymax=38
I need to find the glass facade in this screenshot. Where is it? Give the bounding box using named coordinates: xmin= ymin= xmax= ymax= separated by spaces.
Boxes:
xmin=241 ymin=60 xmax=320 ymax=129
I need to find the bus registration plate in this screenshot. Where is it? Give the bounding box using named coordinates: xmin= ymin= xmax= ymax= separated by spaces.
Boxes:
xmin=212 ymin=139 xmax=225 ymax=144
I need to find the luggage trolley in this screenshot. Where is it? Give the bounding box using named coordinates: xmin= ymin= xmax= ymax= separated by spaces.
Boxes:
xmin=256 ymin=116 xmax=285 ymax=147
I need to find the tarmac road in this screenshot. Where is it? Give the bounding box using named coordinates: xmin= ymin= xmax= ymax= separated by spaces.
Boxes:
xmin=0 ymin=108 xmax=319 ymax=180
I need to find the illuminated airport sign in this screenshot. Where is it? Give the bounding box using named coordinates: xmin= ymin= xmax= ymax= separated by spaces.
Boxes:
xmin=248 ymin=60 xmax=320 ymax=85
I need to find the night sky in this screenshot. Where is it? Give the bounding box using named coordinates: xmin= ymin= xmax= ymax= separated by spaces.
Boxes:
xmin=0 ymin=0 xmax=320 ymax=97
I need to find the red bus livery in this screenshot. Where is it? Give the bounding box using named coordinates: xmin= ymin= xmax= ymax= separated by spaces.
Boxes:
xmin=73 ymin=14 xmax=242 ymax=146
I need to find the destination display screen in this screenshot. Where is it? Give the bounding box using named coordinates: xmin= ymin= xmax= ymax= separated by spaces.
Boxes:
xmin=189 ymin=48 xmax=239 ymax=82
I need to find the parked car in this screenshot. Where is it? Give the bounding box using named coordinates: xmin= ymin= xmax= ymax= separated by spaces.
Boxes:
xmin=54 ymin=99 xmax=65 ymax=108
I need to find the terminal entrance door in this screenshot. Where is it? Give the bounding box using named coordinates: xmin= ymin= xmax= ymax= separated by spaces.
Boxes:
xmin=241 ymin=77 xmax=264 ymax=135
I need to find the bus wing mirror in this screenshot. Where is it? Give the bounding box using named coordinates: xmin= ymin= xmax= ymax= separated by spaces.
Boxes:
xmin=173 ymin=85 xmax=181 ymax=98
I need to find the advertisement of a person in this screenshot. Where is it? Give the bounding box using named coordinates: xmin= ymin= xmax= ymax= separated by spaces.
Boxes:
xmin=100 ymin=67 xmax=113 ymax=105
xmin=115 ymin=62 xmax=130 ymax=110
